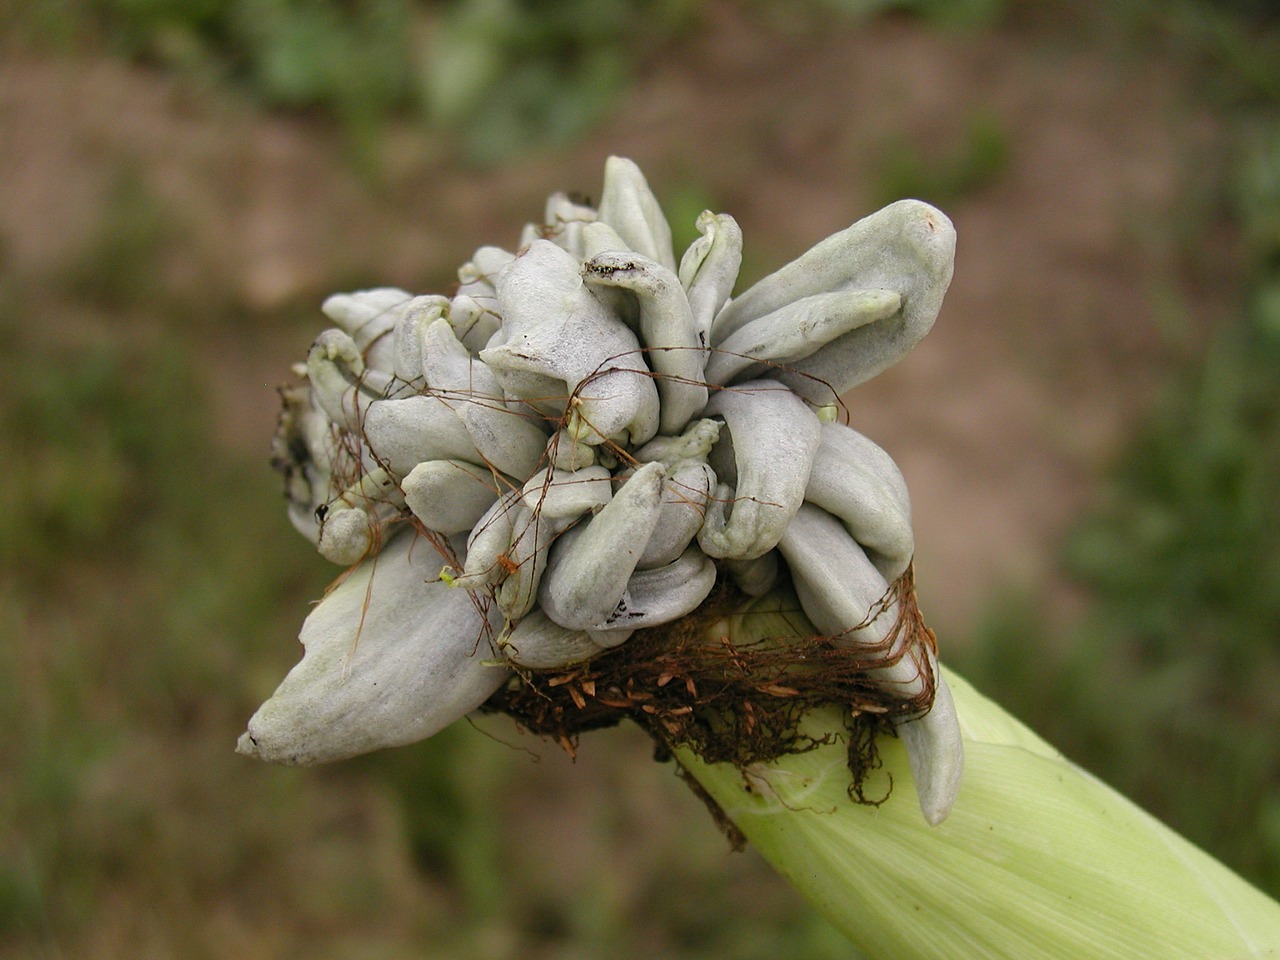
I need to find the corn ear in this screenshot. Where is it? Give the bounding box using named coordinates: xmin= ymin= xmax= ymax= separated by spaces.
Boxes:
xmin=676 ymin=599 xmax=1280 ymax=959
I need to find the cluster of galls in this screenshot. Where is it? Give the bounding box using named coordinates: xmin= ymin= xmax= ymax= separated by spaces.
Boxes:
xmin=244 ymin=157 xmax=963 ymax=824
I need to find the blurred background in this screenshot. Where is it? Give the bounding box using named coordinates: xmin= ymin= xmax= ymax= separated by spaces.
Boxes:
xmin=2 ymin=1 xmax=1279 ymax=956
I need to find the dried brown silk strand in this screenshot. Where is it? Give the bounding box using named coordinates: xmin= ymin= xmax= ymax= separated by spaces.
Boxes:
xmin=483 ymin=565 xmax=938 ymax=841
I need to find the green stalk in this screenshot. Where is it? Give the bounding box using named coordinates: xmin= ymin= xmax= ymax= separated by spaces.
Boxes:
xmin=676 ymin=600 xmax=1280 ymax=959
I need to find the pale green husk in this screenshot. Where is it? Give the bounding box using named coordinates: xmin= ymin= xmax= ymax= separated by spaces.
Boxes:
xmin=677 ymin=597 xmax=1280 ymax=959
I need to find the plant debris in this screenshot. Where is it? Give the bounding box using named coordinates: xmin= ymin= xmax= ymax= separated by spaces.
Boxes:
xmin=483 ymin=565 xmax=938 ymax=844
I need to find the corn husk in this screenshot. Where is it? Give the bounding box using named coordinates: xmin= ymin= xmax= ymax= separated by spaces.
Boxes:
xmin=677 ymin=598 xmax=1280 ymax=959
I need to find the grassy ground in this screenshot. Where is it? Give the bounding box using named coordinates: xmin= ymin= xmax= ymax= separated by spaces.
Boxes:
xmin=2 ymin=2 xmax=1278 ymax=957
